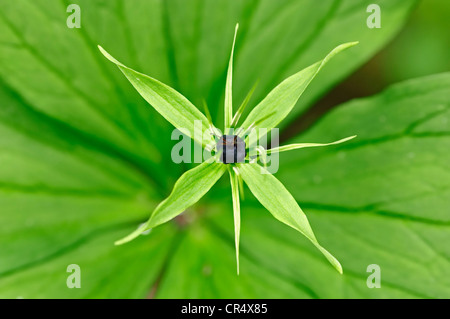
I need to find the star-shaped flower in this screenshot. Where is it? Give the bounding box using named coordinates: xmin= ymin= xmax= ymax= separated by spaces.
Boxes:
xmin=99 ymin=24 xmax=357 ymax=274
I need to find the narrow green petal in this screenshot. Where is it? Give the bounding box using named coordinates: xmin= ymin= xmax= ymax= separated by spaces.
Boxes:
xmin=224 ymin=24 xmax=239 ymax=130
xmin=237 ymin=111 xmax=276 ymax=139
xmin=201 ymin=99 xmax=214 ymax=127
xmin=233 ymin=166 xmax=245 ymax=200
xmin=267 ymin=135 xmax=357 ymax=154
xmin=202 ymin=99 xmax=221 ymax=138
xmin=238 ymin=163 xmax=342 ymax=274
xmin=98 ymin=46 xmax=214 ymax=147
xmin=228 ymin=167 xmax=241 ymax=275
xmin=241 ymin=42 xmax=358 ymax=134
xmin=231 ymin=80 xmax=258 ymax=127
xmin=115 ymin=162 xmax=226 ymax=245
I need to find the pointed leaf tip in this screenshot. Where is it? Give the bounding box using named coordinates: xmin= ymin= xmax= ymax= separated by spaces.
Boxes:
xmin=241 ymin=41 xmax=358 ymax=133
xmin=229 ymin=168 xmax=241 ymax=275
xmin=97 ymin=45 xmax=214 ymax=147
xmin=98 ymin=45 xmax=117 ymax=64
xmin=224 ymin=24 xmax=239 ymax=129
xmin=114 ymin=225 xmax=147 ymax=245
xmin=238 ymin=163 xmax=343 ymax=273
xmin=115 ymin=162 xmax=226 ymax=245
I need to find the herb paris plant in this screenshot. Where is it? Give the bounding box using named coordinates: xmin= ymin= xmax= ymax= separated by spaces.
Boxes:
xmin=98 ymin=24 xmax=357 ymax=274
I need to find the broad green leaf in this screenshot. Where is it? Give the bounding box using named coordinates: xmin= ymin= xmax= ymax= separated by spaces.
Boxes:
xmin=98 ymin=46 xmax=214 ymax=148
xmin=99 ymin=0 xmax=418 ymax=126
xmin=155 ymin=216 xmax=321 ymax=298
xmin=232 ymin=0 xmax=419 ymax=125
xmin=0 ymin=0 xmax=418 ymax=179
xmin=224 ymin=24 xmax=239 ymax=130
xmin=238 ymin=163 xmax=342 ymax=274
xmin=241 ymin=42 xmax=358 ymax=133
xmin=0 ymin=82 xmax=158 ymax=272
xmin=0 ymin=79 xmax=167 ymax=298
xmin=228 ymin=167 xmax=241 ymax=275
xmin=0 ymin=0 xmax=427 ymax=299
xmin=154 ymin=205 xmax=421 ymax=298
xmin=0 ymin=224 xmax=177 ymax=298
xmin=3 ymin=73 xmax=450 ymax=298
xmin=0 ymin=0 xmax=180 ymax=188
xmin=276 ymin=73 xmax=450 ymax=298
xmin=154 ymin=73 xmax=450 ymax=299
xmin=116 ymin=161 xmax=227 ymax=245
xmin=267 ymin=135 xmax=357 ymax=154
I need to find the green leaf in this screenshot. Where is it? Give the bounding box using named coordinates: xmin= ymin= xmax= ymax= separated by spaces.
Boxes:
xmin=241 ymin=42 xmax=358 ymax=133
xmin=237 ymin=163 xmax=342 ymax=274
xmin=232 ymin=0 xmax=419 ymax=125
xmin=267 ymin=135 xmax=357 ymax=154
xmin=98 ymin=45 xmax=215 ymax=148
xmin=228 ymin=167 xmax=241 ymax=275
xmin=0 ymin=0 xmax=185 ymax=188
xmin=275 ymin=73 xmax=450 ymax=297
xmin=0 ymin=80 xmax=158 ymax=272
xmin=116 ymin=161 xmax=226 ymax=245
xmin=0 ymin=225 xmax=177 ymax=298
xmin=153 ymin=73 xmax=450 ymax=298
xmin=231 ymin=81 xmax=258 ymax=128
xmin=224 ymin=24 xmax=239 ymax=130
xmin=0 ymin=0 xmax=418 ymax=176
xmin=0 ymin=0 xmax=427 ymax=299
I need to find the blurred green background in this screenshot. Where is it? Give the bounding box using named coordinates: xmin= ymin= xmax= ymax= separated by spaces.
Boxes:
xmin=377 ymin=0 xmax=450 ymax=85
xmin=0 ymin=0 xmax=449 ymax=299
